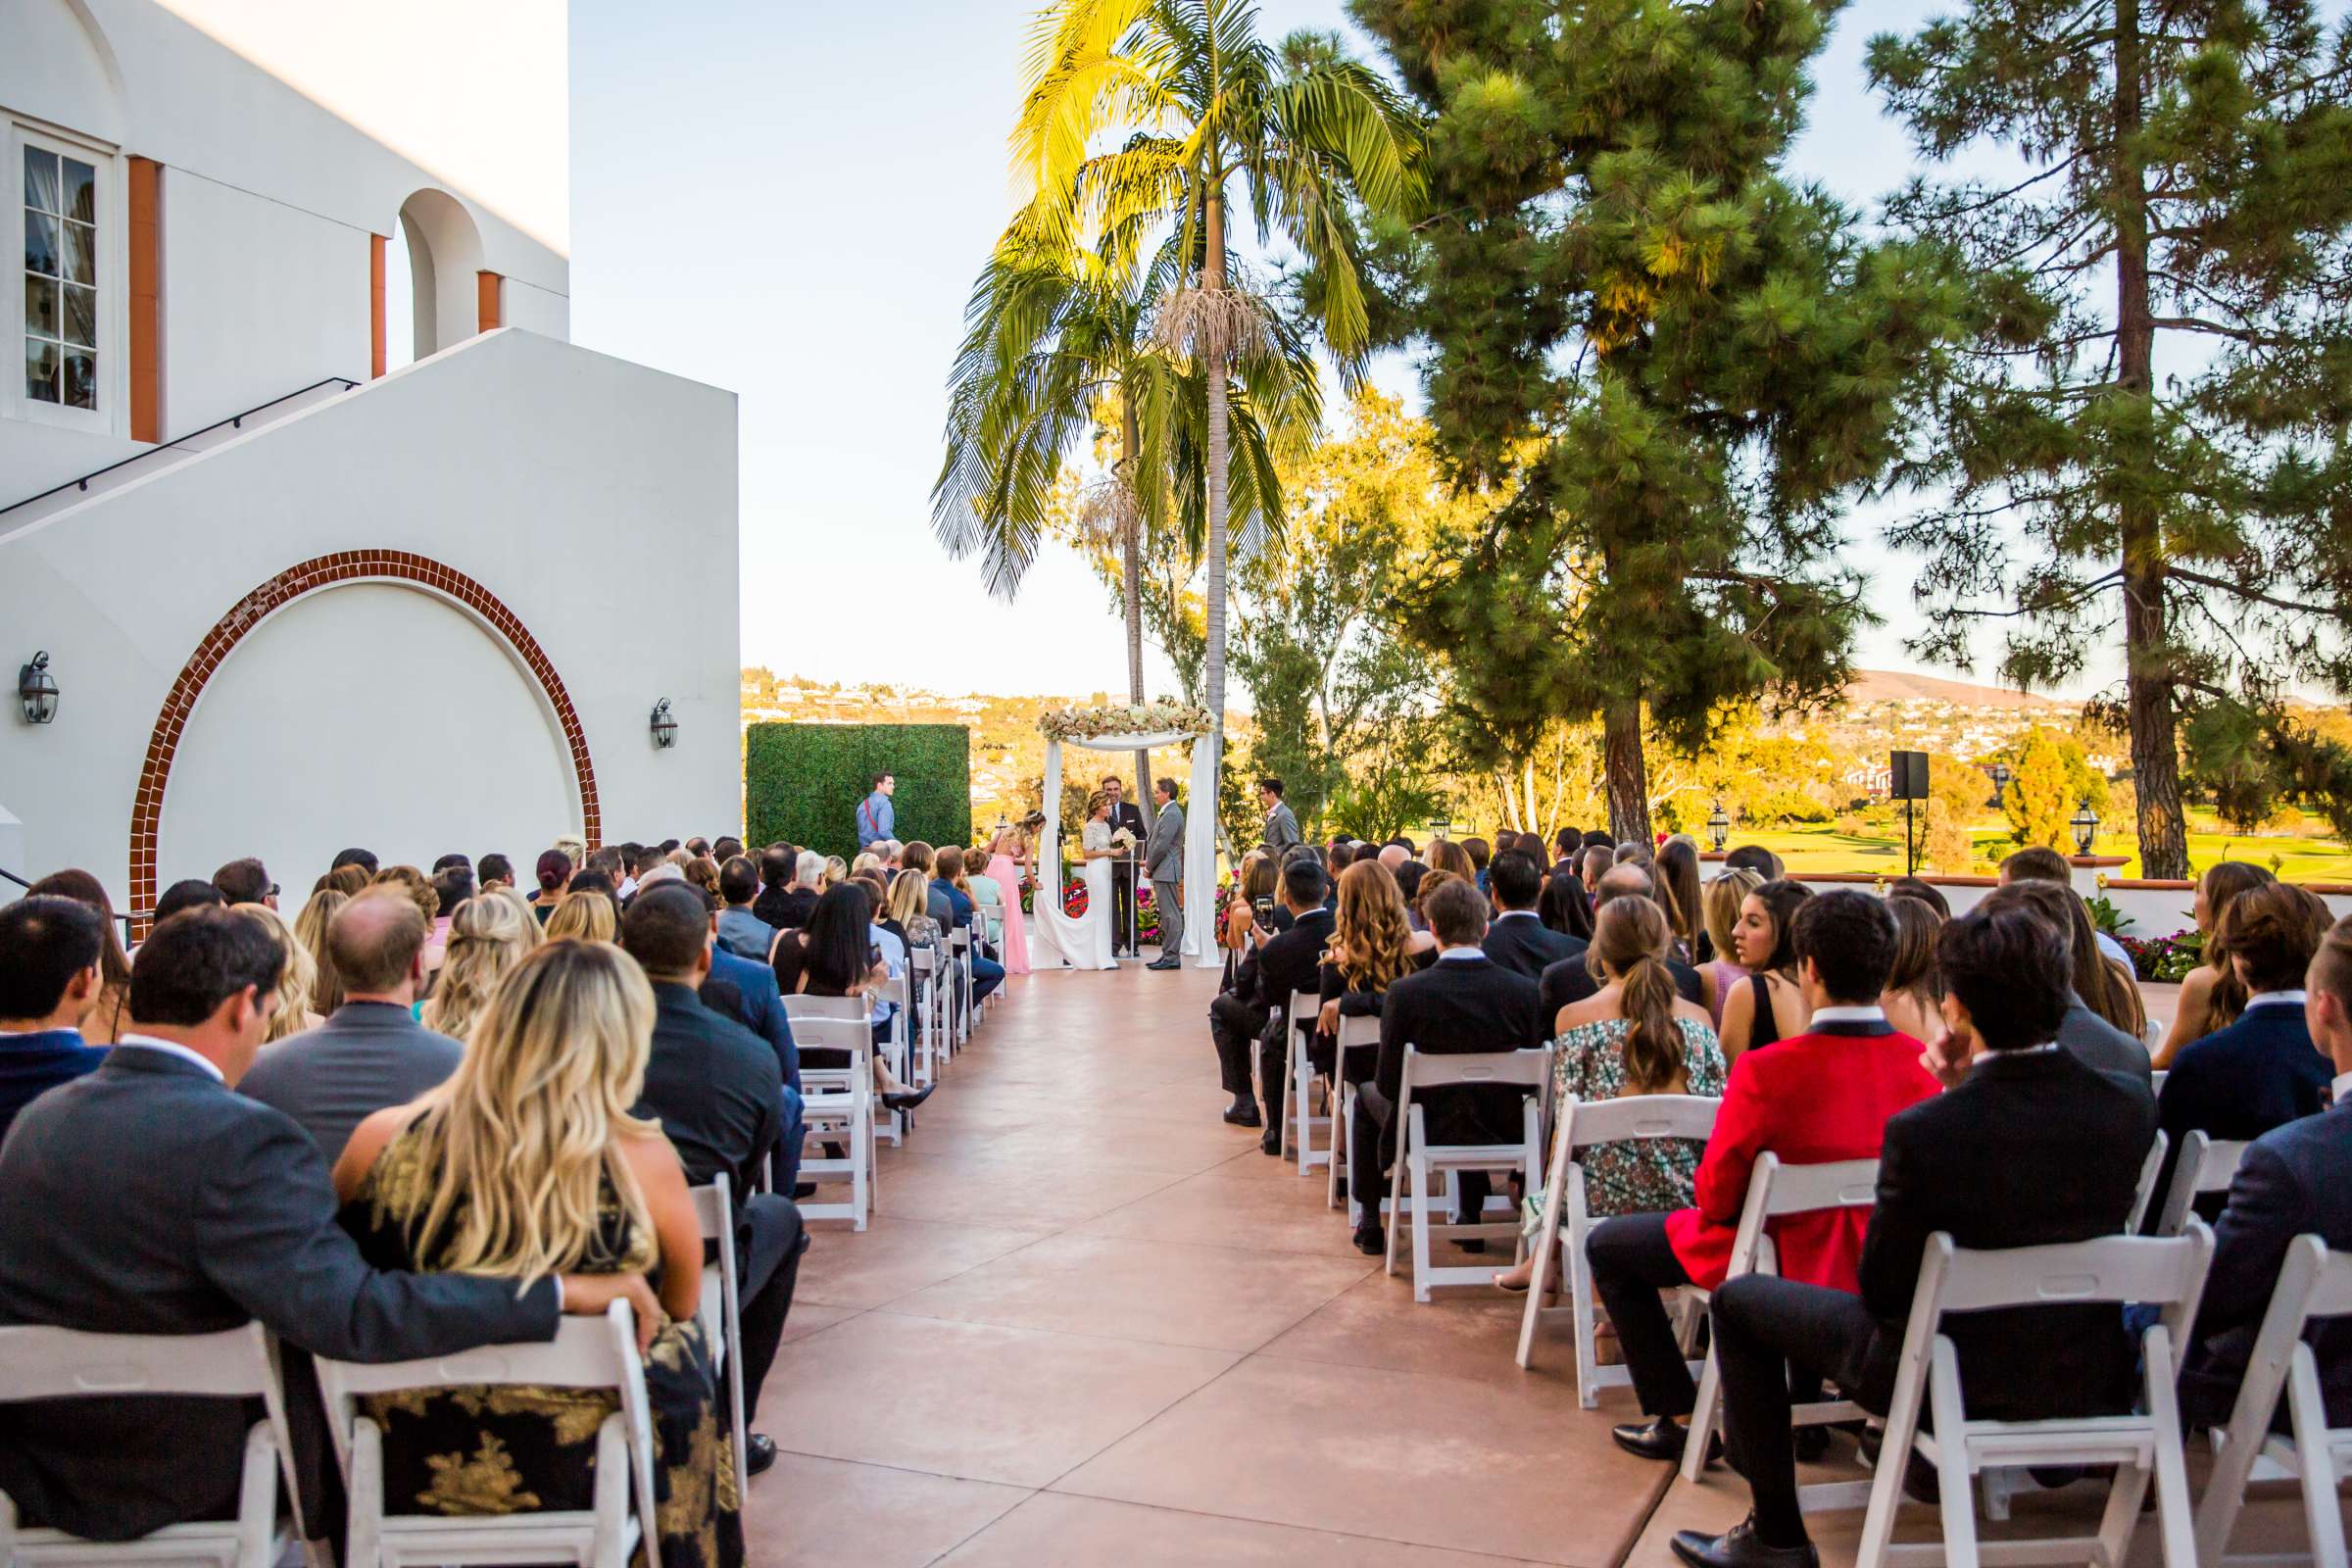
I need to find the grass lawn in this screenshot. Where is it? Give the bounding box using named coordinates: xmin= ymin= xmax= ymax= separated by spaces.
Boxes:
xmin=1741 ymin=823 xmax=2352 ymax=881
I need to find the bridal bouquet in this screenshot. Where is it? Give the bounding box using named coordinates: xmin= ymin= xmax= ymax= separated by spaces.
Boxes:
xmin=1108 ymin=826 xmax=1140 ymax=852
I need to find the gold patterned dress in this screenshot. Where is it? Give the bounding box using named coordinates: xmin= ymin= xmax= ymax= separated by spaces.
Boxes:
xmin=341 ymin=1124 xmax=744 ymax=1568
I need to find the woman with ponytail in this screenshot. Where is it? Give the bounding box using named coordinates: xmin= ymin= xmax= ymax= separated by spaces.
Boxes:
xmin=1494 ymin=895 xmax=1725 ymax=1292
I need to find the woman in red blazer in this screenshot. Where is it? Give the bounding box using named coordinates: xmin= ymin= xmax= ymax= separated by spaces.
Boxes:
xmin=1587 ymin=891 xmax=1941 ymax=1461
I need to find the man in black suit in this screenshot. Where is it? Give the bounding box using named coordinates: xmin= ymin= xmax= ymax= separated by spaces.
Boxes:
xmin=1483 ymin=848 xmax=1586 ymax=979
xmin=1667 ymin=902 xmax=2157 ymax=1568
xmin=0 ymin=907 xmax=658 ymax=1544
xmin=1348 ymin=876 xmax=1547 ymax=1256
xmin=1102 ymin=773 xmax=1150 ymax=956
xmin=1542 ymin=863 xmax=1703 ymax=1021
xmin=2181 ymin=912 xmax=2352 ymax=1430
xmin=619 ymin=885 xmax=806 ymax=1479
xmin=1206 ymin=858 xmax=1332 ymax=1140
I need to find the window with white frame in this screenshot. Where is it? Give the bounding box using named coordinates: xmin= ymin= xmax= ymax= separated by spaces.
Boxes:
xmin=24 ymin=141 xmax=99 ymax=410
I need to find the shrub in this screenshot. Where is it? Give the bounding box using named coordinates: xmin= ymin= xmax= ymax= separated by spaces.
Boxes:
xmin=746 ymin=723 xmax=970 ymax=861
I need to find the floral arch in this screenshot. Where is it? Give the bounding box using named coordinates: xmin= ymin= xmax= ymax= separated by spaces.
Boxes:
xmin=1039 ymin=701 xmax=1219 ymax=967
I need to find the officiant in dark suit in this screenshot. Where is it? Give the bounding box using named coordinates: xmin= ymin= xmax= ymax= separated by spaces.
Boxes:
xmin=1102 ymin=773 xmax=1148 ymax=956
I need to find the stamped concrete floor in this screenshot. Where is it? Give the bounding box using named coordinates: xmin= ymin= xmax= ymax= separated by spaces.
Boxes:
xmin=741 ymin=961 xmax=1671 ymax=1566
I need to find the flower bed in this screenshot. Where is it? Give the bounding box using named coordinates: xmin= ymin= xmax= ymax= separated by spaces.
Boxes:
xmin=1040 ymin=699 xmax=1212 ymax=741
xmin=2118 ymin=928 xmax=2204 ymax=983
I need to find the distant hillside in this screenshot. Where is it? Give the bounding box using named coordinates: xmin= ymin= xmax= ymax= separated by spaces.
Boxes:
xmin=1843 ymin=668 xmax=2067 ymax=710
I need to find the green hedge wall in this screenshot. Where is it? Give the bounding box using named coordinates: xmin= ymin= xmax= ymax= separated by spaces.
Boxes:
xmin=745 ymin=723 xmax=971 ymax=861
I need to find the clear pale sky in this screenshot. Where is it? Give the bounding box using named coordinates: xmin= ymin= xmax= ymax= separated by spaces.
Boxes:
xmin=568 ymin=0 xmax=2030 ymax=701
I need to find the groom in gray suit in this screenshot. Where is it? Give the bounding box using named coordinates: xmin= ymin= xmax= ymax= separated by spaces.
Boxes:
xmin=1145 ymin=777 xmax=1187 ymax=970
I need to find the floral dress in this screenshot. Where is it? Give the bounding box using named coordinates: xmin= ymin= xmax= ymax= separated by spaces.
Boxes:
xmin=1525 ymin=1016 xmax=1727 ymax=1230
xmin=341 ymin=1124 xmax=743 ymax=1568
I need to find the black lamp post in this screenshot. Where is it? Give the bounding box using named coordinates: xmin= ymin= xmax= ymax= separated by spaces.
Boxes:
xmin=1707 ymin=804 xmax=1729 ymax=854
xmin=2071 ymin=803 xmax=2100 ymax=857
xmin=1989 ymin=761 xmax=2011 ymax=807
xmin=649 ymin=698 xmax=677 ymax=750
xmin=1430 ymin=814 xmax=1452 ymax=840
xmin=17 ymin=652 xmax=57 ymax=725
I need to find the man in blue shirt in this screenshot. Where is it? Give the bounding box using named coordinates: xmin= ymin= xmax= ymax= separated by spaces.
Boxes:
xmin=855 ymin=772 xmax=896 ymax=851
xmin=0 ymin=896 xmax=113 ymax=1149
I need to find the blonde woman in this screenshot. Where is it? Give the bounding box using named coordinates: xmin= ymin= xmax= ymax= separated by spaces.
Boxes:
xmin=237 ymin=904 xmax=321 ymax=1040
xmin=1697 ymin=869 xmax=1762 ymax=1026
xmin=293 ymin=887 xmax=348 ymax=1017
xmin=332 ymin=941 xmax=739 ymax=1566
xmin=821 ymin=855 xmax=849 ymax=891
xmin=543 ymin=888 xmax=617 ymax=944
xmin=419 ymin=894 xmax=535 ymax=1042
xmin=493 ymin=882 xmax=545 ymax=943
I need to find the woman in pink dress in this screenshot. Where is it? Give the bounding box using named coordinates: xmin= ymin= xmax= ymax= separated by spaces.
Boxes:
xmin=984 ymin=823 xmax=1033 ymax=975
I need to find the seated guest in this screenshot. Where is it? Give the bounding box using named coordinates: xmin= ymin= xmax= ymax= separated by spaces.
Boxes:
xmin=1484 ymin=849 xmax=1587 ymax=979
xmin=1543 ymin=863 xmax=1705 ymax=1021
xmin=904 ymin=843 xmax=956 ymax=932
xmin=239 ymin=904 xmax=321 ymax=1040
xmin=1552 ymin=828 xmax=1584 ymax=880
xmin=1462 ymin=835 xmax=1493 ymax=893
xmin=1494 ymin=895 xmax=1727 ymax=1291
xmin=1983 ymin=880 xmax=2149 ymax=1085
xmin=1884 ymin=875 xmax=1948 ymax=917
xmin=1877 ymin=894 xmax=1944 ymax=1044
xmin=1428 ymin=839 xmax=1477 ymax=885
xmin=749 ymin=844 xmax=796 ymax=928
xmin=2182 ymin=913 xmax=2352 ymax=1431
xmin=418 ymin=892 xmax=536 ymax=1043
xmin=423 ymin=864 xmax=473 ymax=972
xmin=1698 ymin=869 xmax=1762 ymax=1027
xmin=1723 ymin=844 xmax=1784 ymax=880
xmin=1220 ymin=854 xmax=1280 ymax=988
xmin=770 ymin=882 xmax=932 ymax=1110
xmin=1349 ymin=875 xmax=1546 ymax=1255
xmin=2157 ymin=882 xmax=2332 ymax=1208
xmin=1656 ymin=837 xmax=1706 ymax=959
xmin=1579 ymin=843 xmax=1614 ymax=900
xmin=1589 ymin=890 xmax=1938 ymax=1463
xmin=691 ymin=886 xmax=804 ymax=1196
xmin=711 ymin=836 xmax=743 ymax=865
xmin=716 ymin=855 xmax=777 ymax=959
xmin=1206 ymin=858 xmax=1334 ymax=1140
xmin=544 ymin=886 xmax=619 ymax=943
xmin=2000 ymin=845 xmax=2132 ymax=969
xmin=530 ymin=848 xmax=571 ymax=924
xmin=24 ymin=868 xmax=135 ymax=1043
xmin=1541 ymin=863 xmax=1595 ymax=942
xmin=213 ymin=857 xmax=276 ymax=910
xmin=475 ymin=852 xmax=515 ymax=893
xmin=0 ymin=908 xmax=653 ymax=1544
xmin=934 ymin=847 xmax=1006 ymax=1004
xmin=1716 ymin=878 xmax=1816 ymax=1060
xmin=616 ymin=885 xmax=806 ymax=1480
xmin=1315 ymin=861 xmax=1424 ymax=1178
xmin=153 ymin=877 xmax=227 ymax=927
xmin=0 ymin=896 xmax=112 ymax=1147
xmin=1996 ymin=849 xmax=2145 ymax=1036
xmin=335 ymin=942 xmax=744 ymax=1557
xmin=2157 ymin=859 xmax=2278 ymax=1067
xmin=238 ymin=891 xmax=465 ymax=1164
xmin=331 ymin=846 xmax=380 ymax=877
xmin=292 ymin=887 xmax=349 ymax=1018
xmin=1670 ymin=901 xmax=2156 ymax=1568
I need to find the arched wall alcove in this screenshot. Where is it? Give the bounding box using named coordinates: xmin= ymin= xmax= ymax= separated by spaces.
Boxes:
xmin=394 ymin=188 xmax=485 ymax=359
xmin=130 ymin=552 xmax=600 ymax=925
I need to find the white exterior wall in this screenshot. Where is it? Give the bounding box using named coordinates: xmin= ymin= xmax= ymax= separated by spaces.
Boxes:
xmin=2 ymin=0 xmax=570 ymax=487
xmin=0 ymin=330 xmax=740 ymax=906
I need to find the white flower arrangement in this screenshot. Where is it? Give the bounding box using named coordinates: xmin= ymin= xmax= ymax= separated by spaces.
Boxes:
xmin=1040 ymin=698 xmax=1214 ymax=742
xmin=1109 ymin=826 xmax=1140 ymax=851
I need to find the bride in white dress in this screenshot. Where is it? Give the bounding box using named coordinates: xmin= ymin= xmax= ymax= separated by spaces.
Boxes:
xmin=1030 ymin=792 xmax=1119 ymax=972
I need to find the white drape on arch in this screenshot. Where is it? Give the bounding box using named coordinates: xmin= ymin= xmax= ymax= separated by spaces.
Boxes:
xmin=1040 ymin=727 xmax=1220 ymax=967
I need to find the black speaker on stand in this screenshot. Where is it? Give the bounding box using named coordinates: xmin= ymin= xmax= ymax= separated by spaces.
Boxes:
xmin=1889 ymin=751 xmax=1930 ymax=875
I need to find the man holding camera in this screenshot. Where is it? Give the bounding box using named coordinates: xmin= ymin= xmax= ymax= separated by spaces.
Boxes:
xmin=1204 ymin=858 xmax=1332 ymax=1146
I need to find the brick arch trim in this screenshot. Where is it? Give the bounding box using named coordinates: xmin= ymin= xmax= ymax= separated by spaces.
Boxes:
xmin=130 ymin=550 xmax=600 ymax=926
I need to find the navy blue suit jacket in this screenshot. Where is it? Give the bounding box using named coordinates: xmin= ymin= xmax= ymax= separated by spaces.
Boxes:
xmin=2156 ymin=1002 xmax=2329 ymax=1209
xmin=2185 ymin=1098 xmax=2352 ymax=1428
xmin=710 ymin=947 xmax=800 ymax=1094
xmin=0 ymin=1027 xmax=108 ymax=1151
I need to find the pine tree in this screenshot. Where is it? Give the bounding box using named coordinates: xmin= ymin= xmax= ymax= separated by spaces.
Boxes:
xmin=1354 ymin=0 xmax=1972 ymax=842
xmin=1870 ymin=0 xmax=2352 ymax=878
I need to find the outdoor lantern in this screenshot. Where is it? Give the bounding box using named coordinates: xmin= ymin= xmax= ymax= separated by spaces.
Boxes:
xmin=1707 ymin=803 xmax=1729 ymax=853
xmin=2072 ymin=802 xmax=2100 ymax=857
xmin=1990 ymin=761 xmax=2011 ymax=806
xmin=17 ymin=652 xmax=57 ymax=724
xmin=649 ymin=698 xmax=677 ymax=750
xmin=1431 ymin=814 xmax=1452 ymax=840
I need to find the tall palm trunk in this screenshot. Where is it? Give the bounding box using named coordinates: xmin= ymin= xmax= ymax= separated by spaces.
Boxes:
xmin=1201 ymin=175 xmax=1232 ymax=841
xmin=1122 ymin=400 xmax=1151 ymax=810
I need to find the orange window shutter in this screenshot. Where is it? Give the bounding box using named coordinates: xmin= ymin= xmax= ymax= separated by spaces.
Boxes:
xmin=370 ymin=233 xmax=387 ymax=377
xmin=477 ymin=270 xmax=503 ymax=333
xmin=127 ymin=157 xmax=162 ymax=442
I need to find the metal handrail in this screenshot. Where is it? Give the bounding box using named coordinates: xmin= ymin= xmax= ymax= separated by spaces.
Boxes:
xmin=0 ymin=375 xmax=362 ymax=517
xmin=1 ymin=865 xmax=147 ymax=930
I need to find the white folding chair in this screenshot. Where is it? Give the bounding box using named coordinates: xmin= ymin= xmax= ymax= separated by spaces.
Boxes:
xmin=1382 ymin=1045 xmax=1554 ymax=1303
xmin=792 ymin=1014 xmax=875 ymax=1229
xmin=1515 ymin=1094 xmax=1721 ymax=1403
xmin=907 ymin=946 xmax=946 ymax=1081
xmin=2197 ymin=1234 xmax=2352 ymax=1566
xmin=2154 ymin=1129 xmax=2249 ymax=1239
xmin=948 ymin=929 xmax=975 ymax=1047
xmin=1274 ymin=990 xmax=1333 ymax=1177
xmin=2152 ymin=1068 xmax=2169 ymax=1094
xmin=2127 ymin=1129 xmax=2171 ymax=1235
xmin=1827 ymin=1227 xmax=2214 ymax=1568
xmin=689 ymin=1175 xmax=750 ymax=1504
xmin=314 ymin=1299 xmax=659 ymax=1568
xmin=788 ymin=994 xmax=901 ymax=1148
xmin=0 ymin=1322 xmax=299 ymax=1567
xmin=1328 ymin=1013 xmax=1382 ymax=1213
xmin=1682 ymin=1152 xmax=1882 ymax=1481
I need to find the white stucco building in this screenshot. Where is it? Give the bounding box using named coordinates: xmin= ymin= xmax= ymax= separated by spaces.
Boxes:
xmin=0 ymin=0 xmax=741 ymax=918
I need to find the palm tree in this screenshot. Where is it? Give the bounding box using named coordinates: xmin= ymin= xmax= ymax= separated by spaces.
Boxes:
xmin=1009 ymin=0 xmax=1419 ymax=814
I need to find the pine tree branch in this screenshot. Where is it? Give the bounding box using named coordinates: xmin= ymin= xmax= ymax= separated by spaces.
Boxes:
xmin=1948 ymin=568 xmax=2125 ymax=620
xmin=2149 ymin=316 xmax=2296 ymax=347
xmin=2166 ymin=565 xmax=2352 ymax=620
